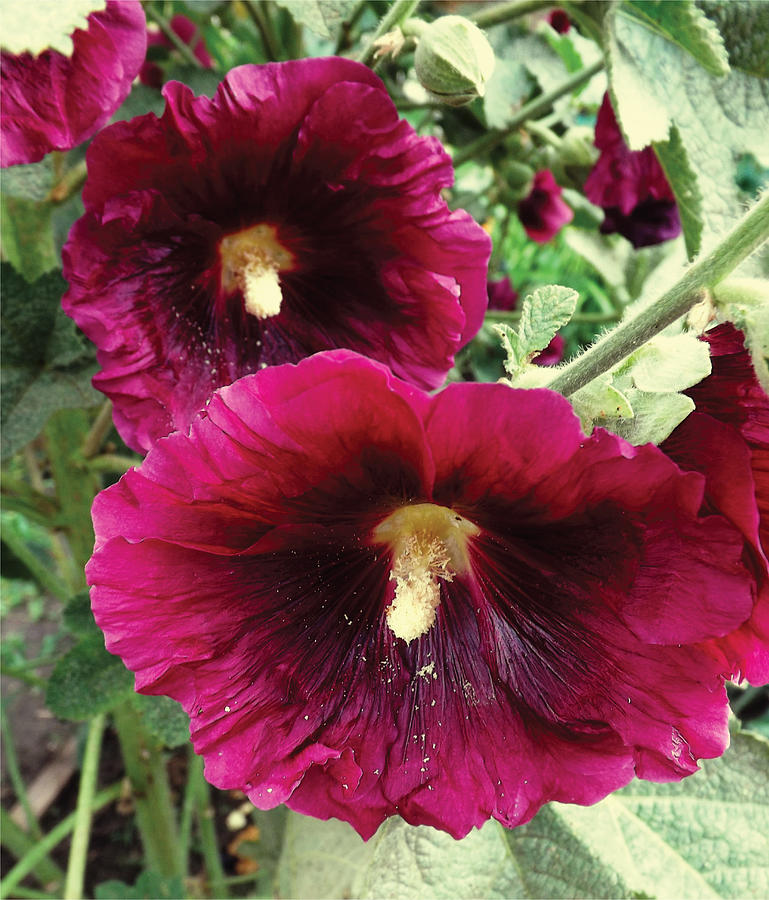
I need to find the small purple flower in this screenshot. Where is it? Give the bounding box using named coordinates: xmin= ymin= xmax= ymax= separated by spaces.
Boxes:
xmin=584 ymin=94 xmax=682 ymax=248
xmin=62 ymin=58 xmax=491 ymax=453
xmin=487 ymin=276 xmax=564 ymax=365
xmin=517 ymin=170 xmax=574 ymax=243
xmin=1 ymin=1 xmax=147 ymax=167
xmin=89 ymin=351 xmax=755 ymax=839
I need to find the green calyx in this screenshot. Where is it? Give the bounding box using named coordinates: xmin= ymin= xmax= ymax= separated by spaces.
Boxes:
xmin=413 ymin=15 xmax=496 ymax=106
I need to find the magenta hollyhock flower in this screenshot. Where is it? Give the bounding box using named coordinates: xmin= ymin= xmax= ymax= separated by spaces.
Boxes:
xmin=140 ymin=15 xmax=213 ymax=89
xmin=662 ymin=324 xmax=769 ymax=684
xmin=487 ymin=276 xmax=564 ymax=366
xmin=584 ymin=93 xmax=681 ymax=248
xmin=88 ymin=351 xmax=756 ymax=839
xmin=0 ymin=1 xmax=146 ymax=167
xmin=62 ymin=58 xmax=491 ymax=454
xmin=517 ymin=170 xmax=573 ymax=243
xmin=548 ymin=9 xmax=571 ymax=33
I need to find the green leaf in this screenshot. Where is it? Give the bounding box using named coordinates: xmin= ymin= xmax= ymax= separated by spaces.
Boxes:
xmin=626 ymin=332 xmax=712 ymax=393
xmin=698 ymin=0 xmax=769 ymax=78
xmin=94 ymin=871 xmax=186 ymax=900
xmin=612 ymin=390 xmax=695 ymax=445
xmin=46 ymin=634 xmax=134 ymax=720
xmin=1 ymin=264 xmax=101 ymax=460
xmin=605 ymin=2 xmax=769 ymax=261
xmin=653 ymin=124 xmax=704 ymax=258
xmin=62 ymin=591 xmax=100 ymax=637
xmin=0 ymin=0 xmax=104 ymax=56
xmin=624 ymin=0 xmax=730 ymax=76
xmin=548 ymin=730 xmax=769 ymax=899
xmin=277 ymin=811 xmax=374 ymax=899
xmin=274 ymin=0 xmax=357 ymax=39
xmin=0 ymin=194 xmax=58 ymax=281
xmin=571 ymin=376 xmax=634 ymax=433
xmin=483 ymin=59 xmax=533 ymax=130
xmin=496 ymin=285 xmax=579 ymax=380
xmin=354 ymin=732 xmax=767 ymax=899
xmin=0 ymin=158 xmax=54 ymax=202
xmin=132 ymin=694 xmax=191 ymax=749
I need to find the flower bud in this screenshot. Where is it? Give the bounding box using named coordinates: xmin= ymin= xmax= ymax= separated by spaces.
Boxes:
xmin=413 ymin=16 xmax=495 ymax=106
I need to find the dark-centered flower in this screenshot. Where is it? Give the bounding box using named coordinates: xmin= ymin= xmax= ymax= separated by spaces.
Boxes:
xmin=140 ymin=14 xmax=213 ymax=89
xmin=89 ymin=351 xmax=756 ymax=839
xmin=662 ymin=323 xmax=769 ymax=684
xmin=0 ymin=0 xmax=146 ymax=167
xmin=584 ymin=93 xmax=681 ymax=248
xmin=62 ymin=58 xmax=491 ymax=453
xmin=487 ymin=276 xmax=564 ymax=365
xmin=517 ymin=170 xmax=573 ymax=243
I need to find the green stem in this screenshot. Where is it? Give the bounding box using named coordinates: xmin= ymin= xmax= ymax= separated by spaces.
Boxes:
xmin=0 ymin=706 xmax=42 ymax=840
xmin=546 ymin=191 xmax=769 ymax=397
xmin=112 ymin=703 xmax=184 ymax=879
xmin=85 ymin=454 xmax=140 ymax=475
xmin=0 ymin=514 xmax=70 ymax=601
xmin=0 ymin=808 xmax=64 ymax=892
xmin=7 ymin=887 xmax=58 ymax=900
xmin=470 ymin=0 xmax=553 ymax=29
xmin=178 ymin=744 xmax=198 ymax=873
xmin=80 ymin=402 xmax=113 ymax=460
xmin=452 ymin=58 xmax=604 ymax=167
xmin=192 ymin=754 xmax=229 ymax=899
xmin=246 ymin=0 xmax=281 ymax=62
xmin=145 ymin=4 xmax=205 ymax=68
xmin=63 ymin=714 xmax=106 ymax=900
xmin=357 ymin=0 xmax=421 ymax=67
xmin=0 ymin=784 xmax=121 ymax=900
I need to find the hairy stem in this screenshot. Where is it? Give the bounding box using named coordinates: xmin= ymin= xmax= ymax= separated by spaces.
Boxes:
xmin=471 ymin=0 xmax=554 ymax=28
xmin=63 ymin=714 xmax=106 ymax=900
xmin=452 ymin=59 xmax=604 ymax=167
xmin=358 ymin=0 xmax=421 ymax=67
xmin=546 ymin=191 xmax=769 ymax=397
xmin=112 ymin=704 xmax=184 ymax=880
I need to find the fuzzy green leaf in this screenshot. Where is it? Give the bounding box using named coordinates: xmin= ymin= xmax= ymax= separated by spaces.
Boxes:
xmin=698 ymin=0 xmax=769 ymax=77
xmin=277 ymin=812 xmax=374 ymax=899
xmin=274 ymin=0 xmax=357 ymax=38
xmin=624 ymin=0 xmax=730 ymax=76
xmin=62 ymin=591 xmax=100 ymax=637
xmin=132 ymin=695 xmax=191 ymax=749
xmin=627 ymin=332 xmax=712 ymax=393
xmin=1 ymin=264 xmax=100 ymax=460
xmin=550 ymin=730 xmax=769 ymax=899
xmin=653 ymin=124 xmax=703 ymax=259
xmin=0 ymin=0 xmax=104 ymax=56
xmin=46 ymin=634 xmax=134 ymax=720
xmin=606 ymin=2 xmax=769 ymax=261
xmin=496 ymin=285 xmax=578 ymax=380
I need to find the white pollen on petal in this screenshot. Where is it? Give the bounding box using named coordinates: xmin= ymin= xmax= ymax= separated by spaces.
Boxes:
xmin=243 ymin=263 xmax=283 ymax=319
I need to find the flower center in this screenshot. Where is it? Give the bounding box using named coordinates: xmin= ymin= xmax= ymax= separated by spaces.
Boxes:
xmin=372 ymin=503 xmax=479 ymax=643
xmin=218 ymin=224 xmax=295 ymax=319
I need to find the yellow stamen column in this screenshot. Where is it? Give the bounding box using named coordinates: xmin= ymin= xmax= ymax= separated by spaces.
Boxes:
xmin=373 ymin=504 xmax=479 ymax=643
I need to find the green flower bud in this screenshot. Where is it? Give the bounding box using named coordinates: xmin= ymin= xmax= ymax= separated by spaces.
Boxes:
xmin=413 ymin=16 xmax=495 ymax=107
